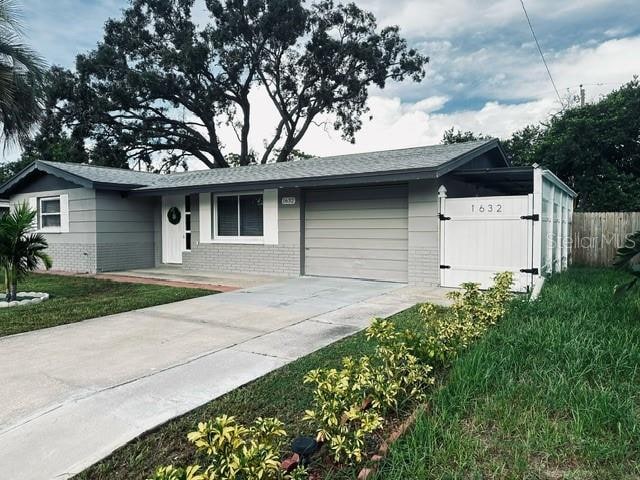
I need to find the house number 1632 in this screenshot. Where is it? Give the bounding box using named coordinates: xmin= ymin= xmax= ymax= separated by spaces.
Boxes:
xmin=471 ymin=203 xmax=502 ymax=213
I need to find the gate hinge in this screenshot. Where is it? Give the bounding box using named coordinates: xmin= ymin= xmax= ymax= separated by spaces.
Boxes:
xmin=520 ymin=268 xmax=539 ymax=275
xmin=440 ymin=265 xmax=451 ymax=269
xmin=520 ymin=214 xmax=539 ymax=221
xmin=439 ymin=214 xmax=451 ymax=221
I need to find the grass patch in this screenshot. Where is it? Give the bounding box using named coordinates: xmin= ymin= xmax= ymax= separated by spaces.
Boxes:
xmin=375 ymin=268 xmax=640 ymax=479
xmin=75 ymin=306 xmax=426 ymax=480
xmin=0 ymin=273 xmax=212 ymax=337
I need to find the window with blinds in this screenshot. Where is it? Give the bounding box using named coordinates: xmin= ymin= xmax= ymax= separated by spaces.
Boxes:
xmin=215 ymin=193 xmax=264 ymax=238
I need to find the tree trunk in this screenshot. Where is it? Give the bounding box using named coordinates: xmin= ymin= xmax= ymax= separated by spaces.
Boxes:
xmin=3 ymin=269 xmax=9 ymax=302
xmin=240 ymin=102 xmax=251 ymax=166
xmin=5 ymin=268 xmax=17 ymax=301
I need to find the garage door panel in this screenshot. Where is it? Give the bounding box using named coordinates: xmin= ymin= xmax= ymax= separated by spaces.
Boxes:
xmin=305 ymin=227 xmax=408 ymax=240
xmin=304 ymin=185 xmax=408 ymax=282
xmin=306 ymin=218 xmax=408 ymax=229
xmin=305 ymin=237 xmax=408 ymax=250
xmin=305 ymin=247 xmax=408 ymax=261
xmin=306 ymin=186 xmax=407 ymax=202
xmin=305 ymin=198 xmax=407 ymax=211
xmin=305 ymin=259 xmax=408 ymax=283
xmin=305 ymin=208 xmax=408 ymax=220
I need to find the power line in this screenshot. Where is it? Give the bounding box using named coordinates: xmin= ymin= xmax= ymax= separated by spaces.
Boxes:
xmin=519 ymin=0 xmax=564 ymax=108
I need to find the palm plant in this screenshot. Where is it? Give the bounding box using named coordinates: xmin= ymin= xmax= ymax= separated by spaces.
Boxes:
xmin=613 ymin=230 xmax=640 ymax=297
xmin=0 ymin=202 xmax=52 ymax=301
xmin=0 ymin=0 xmax=46 ymax=147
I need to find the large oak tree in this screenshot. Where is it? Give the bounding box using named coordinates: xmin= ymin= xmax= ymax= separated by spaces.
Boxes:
xmin=40 ymin=0 xmax=427 ymax=171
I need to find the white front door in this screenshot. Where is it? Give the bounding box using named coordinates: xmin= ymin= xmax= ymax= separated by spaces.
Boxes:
xmin=440 ymin=194 xmax=535 ymax=292
xmin=162 ymin=195 xmax=185 ymax=264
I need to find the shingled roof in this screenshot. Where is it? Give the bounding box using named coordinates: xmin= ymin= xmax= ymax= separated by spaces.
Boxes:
xmin=0 ymin=139 xmax=506 ymax=197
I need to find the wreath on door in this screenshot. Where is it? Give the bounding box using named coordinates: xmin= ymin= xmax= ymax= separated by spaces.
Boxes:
xmin=167 ymin=206 xmax=182 ymax=225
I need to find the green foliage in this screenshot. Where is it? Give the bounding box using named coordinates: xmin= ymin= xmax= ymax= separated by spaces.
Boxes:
xmin=303 ymin=361 xmax=385 ymax=463
xmin=502 ymin=124 xmax=544 ymax=166
xmin=613 ymin=230 xmax=640 ymax=297
xmin=152 ymin=416 xmax=306 ymax=480
xmin=304 ymin=322 xmax=435 ymax=464
xmin=35 ymin=0 xmax=427 ymax=170
xmin=0 ymin=0 xmax=46 ymax=147
xmin=441 ymin=127 xmax=491 ymax=144
xmin=0 ymin=202 xmax=52 ymax=301
xmin=443 ymin=78 xmax=640 ymax=211
xmin=400 ymin=272 xmax=514 ymax=364
xmin=1 ymin=273 xmax=211 ymax=337
xmin=303 ymin=273 xmax=513 ymax=465
xmin=374 ymin=268 xmax=640 ymax=479
xmin=528 ymin=78 xmax=640 ymax=211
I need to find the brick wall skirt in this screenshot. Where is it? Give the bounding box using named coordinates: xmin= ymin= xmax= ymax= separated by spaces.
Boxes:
xmin=183 ymin=243 xmax=300 ymax=277
xmin=408 ymin=247 xmax=440 ymax=286
xmin=47 ymin=243 xmax=98 ymax=274
xmin=97 ymin=242 xmax=156 ymax=272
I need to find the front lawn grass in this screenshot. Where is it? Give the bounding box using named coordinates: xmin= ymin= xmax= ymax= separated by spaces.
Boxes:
xmin=0 ymin=273 xmax=212 ymax=337
xmin=75 ymin=306 xmax=426 ymax=480
xmin=375 ymin=268 xmax=640 ymax=479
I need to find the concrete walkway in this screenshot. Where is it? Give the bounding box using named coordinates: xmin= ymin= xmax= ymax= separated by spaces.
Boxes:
xmin=97 ymin=265 xmax=281 ymax=290
xmin=0 ymin=277 xmax=450 ymax=480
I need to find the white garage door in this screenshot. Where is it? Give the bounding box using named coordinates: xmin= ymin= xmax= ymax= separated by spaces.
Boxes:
xmin=440 ymin=195 xmax=536 ymax=292
xmin=304 ymin=185 xmax=408 ymax=282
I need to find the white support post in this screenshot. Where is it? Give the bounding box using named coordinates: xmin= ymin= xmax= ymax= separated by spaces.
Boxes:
xmin=555 ymin=187 xmax=562 ymax=272
xmin=561 ymin=194 xmax=568 ymax=270
xmin=532 ymin=167 xmax=543 ymax=276
xmin=438 ymin=185 xmax=447 ymax=287
xmin=199 ymin=193 xmax=211 ymax=243
xmin=567 ymin=193 xmax=574 ymax=266
xmin=548 ymin=182 xmax=556 ymax=273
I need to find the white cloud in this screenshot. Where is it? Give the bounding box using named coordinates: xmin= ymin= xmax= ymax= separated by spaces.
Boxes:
xmin=295 ymin=96 xmax=558 ymax=157
xmin=207 ymin=34 xmax=640 ymax=162
xmin=3 ymin=0 xmax=639 ymax=168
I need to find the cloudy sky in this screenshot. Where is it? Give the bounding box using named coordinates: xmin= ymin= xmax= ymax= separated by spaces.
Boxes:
xmin=12 ymin=0 xmax=640 ymax=165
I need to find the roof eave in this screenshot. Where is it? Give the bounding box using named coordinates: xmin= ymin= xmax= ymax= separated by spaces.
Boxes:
xmin=129 ymin=167 xmax=442 ymax=196
xmin=129 ymin=140 xmax=504 ymax=196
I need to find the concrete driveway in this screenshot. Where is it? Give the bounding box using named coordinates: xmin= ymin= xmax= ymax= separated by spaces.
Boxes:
xmin=0 ymin=276 xmax=448 ymax=480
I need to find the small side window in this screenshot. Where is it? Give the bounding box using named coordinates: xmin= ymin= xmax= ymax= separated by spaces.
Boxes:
xmin=40 ymin=197 xmax=61 ymax=229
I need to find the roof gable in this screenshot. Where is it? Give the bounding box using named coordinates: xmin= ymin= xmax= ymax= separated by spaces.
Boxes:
xmin=0 ymin=160 xmax=163 ymax=197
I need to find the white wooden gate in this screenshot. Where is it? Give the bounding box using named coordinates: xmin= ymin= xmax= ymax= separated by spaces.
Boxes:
xmin=439 ymin=194 xmax=536 ymax=292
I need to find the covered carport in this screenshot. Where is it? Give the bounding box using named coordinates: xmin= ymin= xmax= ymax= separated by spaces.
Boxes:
xmin=439 ymin=164 xmax=577 ymax=292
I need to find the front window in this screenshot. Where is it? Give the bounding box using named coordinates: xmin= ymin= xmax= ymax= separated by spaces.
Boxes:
xmin=215 ymin=193 xmax=263 ymax=238
xmin=40 ymin=197 xmax=61 ymax=229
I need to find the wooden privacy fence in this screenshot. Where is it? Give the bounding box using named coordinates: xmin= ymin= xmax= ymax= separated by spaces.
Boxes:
xmin=572 ymin=212 xmax=640 ymax=266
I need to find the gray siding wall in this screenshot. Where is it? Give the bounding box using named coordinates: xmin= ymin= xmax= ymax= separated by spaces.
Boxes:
xmin=10 ymin=186 xmax=99 ymax=273
xmin=408 ymin=179 xmax=440 ymax=286
xmin=181 ymin=189 xmax=301 ymax=276
xmin=94 ymin=190 xmax=157 ymax=272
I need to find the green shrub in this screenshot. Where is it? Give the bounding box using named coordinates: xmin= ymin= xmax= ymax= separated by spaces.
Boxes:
xmin=404 ymin=272 xmax=515 ymax=364
xmin=304 ymin=323 xmax=434 ymax=464
xmin=151 ymin=415 xmax=307 ymax=480
xmin=303 ymin=360 xmax=384 ymax=464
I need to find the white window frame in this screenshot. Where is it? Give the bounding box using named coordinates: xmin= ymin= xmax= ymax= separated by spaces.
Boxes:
xmin=212 ymin=191 xmax=264 ymax=244
xmin=39 ymin=196 xmax=62 ymax=233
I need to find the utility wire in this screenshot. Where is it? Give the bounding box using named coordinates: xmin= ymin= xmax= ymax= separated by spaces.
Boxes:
xmin=519 ymin=0 xmax=564 ymax=108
